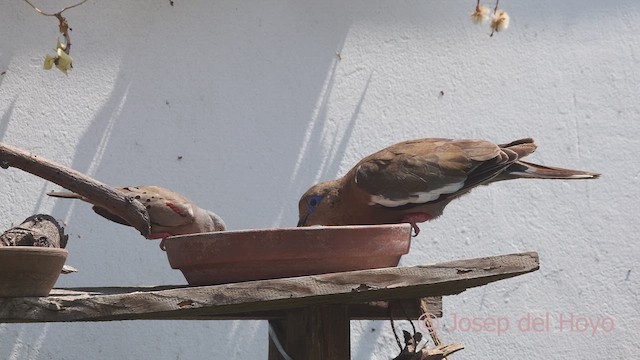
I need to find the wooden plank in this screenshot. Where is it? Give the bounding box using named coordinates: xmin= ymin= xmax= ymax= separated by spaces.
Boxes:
xmin=0 ymin=252 xmax=538 ymax=323
xmin=348 ymin=298 xmax=442 ymax=320
xmin=141 ymin=298 xmax=442 ymax=320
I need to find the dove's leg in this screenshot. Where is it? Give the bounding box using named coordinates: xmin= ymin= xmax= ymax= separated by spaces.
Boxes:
xmin=401 ymin=213 xmax=433 ymax=237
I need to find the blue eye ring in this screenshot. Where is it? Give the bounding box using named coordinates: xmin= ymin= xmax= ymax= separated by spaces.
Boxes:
xmin=307 ymin=195 xmax=323 ymax=213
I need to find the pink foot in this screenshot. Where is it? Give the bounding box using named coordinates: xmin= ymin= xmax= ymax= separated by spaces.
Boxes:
xmin=147 ymin=233 xmax=173 ymax=251
xmin=401 ymin=213 xmax=433 ymax=237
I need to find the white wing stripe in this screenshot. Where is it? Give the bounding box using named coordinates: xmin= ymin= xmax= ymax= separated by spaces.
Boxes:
xmin=369 ymin=182 xmax=464 ymax=207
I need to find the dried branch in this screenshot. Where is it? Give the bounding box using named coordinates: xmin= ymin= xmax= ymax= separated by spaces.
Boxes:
xmin=419 ymin=343 xmax=465 ymax=360
xmin=393 ymin=334 xmax=464 ymax=360
xmin=420 ymin=299 xmax=443 ymax=347
xmin=394 ymin=299 xmax=464 ymax=360
xmin=0 ymin=142 xmax=150 ymax=237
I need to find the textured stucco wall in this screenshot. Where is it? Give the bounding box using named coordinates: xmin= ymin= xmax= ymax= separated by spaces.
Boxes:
xmin=1 ymin=0 xmax=638 ymax=359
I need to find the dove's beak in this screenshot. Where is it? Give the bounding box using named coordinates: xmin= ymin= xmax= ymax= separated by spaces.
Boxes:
xmin=297 ymin=213 xmax=309 ymax=227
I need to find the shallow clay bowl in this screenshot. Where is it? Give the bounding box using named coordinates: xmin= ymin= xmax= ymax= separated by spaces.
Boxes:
xmin=163 ymin=224 xmax=412 ymax=286
xmin=0 ymin=247 xmax=68 ymax=297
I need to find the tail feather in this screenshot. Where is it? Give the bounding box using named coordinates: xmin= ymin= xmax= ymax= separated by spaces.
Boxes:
xmin=503 ymin=160 xmax=600 ymax=180
xmin=499 ymin=138 xmax=537 ymax=159
xmin=91 ymin=206 xmax=130 ymax=226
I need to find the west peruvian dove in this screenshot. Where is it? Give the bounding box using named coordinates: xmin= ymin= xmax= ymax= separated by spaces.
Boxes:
xmin=297 ymin=138 xmax=599 ymax=235
xmin=48 ymin=186 xmax=226 ymax=239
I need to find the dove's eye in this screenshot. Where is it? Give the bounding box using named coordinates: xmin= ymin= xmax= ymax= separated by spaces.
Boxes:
xmin=307 ymin=195 xmax=323 ymax=212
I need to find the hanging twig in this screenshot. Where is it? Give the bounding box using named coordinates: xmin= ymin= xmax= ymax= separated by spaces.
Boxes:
xmin=23 ymin=0 xmax=87 ymax=53
xmin=23 ymin=0 xmax=88 ymax=74
xmin=23 ymin=0 xmax=88 ymax=16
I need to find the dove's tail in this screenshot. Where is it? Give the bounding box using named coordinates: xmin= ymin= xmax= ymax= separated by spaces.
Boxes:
xmin=49 ymin=190 xmax=130 ymax=226
xmin=502 ymin=161 xmax=600 ymax=180
xmin=47 ymin=191 xmax=84 ymax=199
xmin=495 ymin=138 xmax=600 ymax=180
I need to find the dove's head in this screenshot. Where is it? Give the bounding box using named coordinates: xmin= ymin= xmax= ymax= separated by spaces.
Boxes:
xmin=297 ymin=179 xmax=343 ymax=227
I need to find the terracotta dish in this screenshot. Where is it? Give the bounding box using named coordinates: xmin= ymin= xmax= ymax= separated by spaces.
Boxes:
xmin=163 ymin=224 xmax=412 ymax=285
xmin=0 ymin=247 xmax=68 ymax=297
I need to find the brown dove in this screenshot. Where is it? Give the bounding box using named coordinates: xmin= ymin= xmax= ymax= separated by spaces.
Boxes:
xmin=48 ymin=186 xmax=226 ymax=239
xmin=297 ymin=138 xmax=599 ymax=235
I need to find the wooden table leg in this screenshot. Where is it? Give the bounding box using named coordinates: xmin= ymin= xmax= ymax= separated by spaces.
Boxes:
xmin=268 ymin=305 xmax=350 ymax=360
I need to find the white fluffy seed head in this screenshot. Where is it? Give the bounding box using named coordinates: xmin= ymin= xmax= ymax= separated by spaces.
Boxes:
xmin=471 ymin=4 xmax=491 ymax=24
xmin=491 ymin=10 xmax=510 ymax=33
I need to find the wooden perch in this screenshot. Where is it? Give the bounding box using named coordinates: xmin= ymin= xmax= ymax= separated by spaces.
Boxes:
xmin=0 ymin=142 xmax=150 ymax=237
xmin=0 ymin=252 xmax=539 ymax=322
xmin=0 ymin=252 xmax=538 ymax=359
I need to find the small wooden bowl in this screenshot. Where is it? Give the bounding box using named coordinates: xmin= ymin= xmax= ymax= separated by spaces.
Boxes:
xmin=0 ymin=247 xmax=68 ymax=297
xmin=163 ymin=224 xmax=412 ymax=286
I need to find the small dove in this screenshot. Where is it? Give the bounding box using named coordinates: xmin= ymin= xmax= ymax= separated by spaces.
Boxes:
xmin=298 ymin=138 xmax=599 ymax=235
xmin=48 ymin=186 xmax=226 ymax=239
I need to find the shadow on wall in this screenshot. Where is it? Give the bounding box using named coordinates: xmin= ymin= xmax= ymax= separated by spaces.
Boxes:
xmin=44 ymin=1 xmax=365 ymax=359
xmin=0 ymin=99 xmax=16 ymax=142
xmin=2 ymin=1 xmax=460 ymax=357
xmin=50 ymin=1 xmax=360 ymax=231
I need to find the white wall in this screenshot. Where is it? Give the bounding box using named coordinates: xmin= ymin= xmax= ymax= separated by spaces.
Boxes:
xmin=1 ymin=0 xmax=638 ymax=358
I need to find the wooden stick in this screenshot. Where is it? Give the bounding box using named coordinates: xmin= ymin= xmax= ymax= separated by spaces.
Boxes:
xmin=0 ymin=142 xmax=150 ymax=237
xmin=418 ymin=299 xmax=467 ymax=359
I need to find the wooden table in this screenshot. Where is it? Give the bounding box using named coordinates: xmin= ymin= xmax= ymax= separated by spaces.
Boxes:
xmin=0 ymin=251 xmax=539 ymax=359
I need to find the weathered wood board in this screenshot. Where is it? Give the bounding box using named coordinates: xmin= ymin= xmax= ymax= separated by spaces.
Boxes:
xmin=0 ymin=252 xmax=538 ymax=323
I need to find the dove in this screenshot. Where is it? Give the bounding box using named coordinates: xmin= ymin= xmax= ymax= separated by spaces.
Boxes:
xmin=297 ymin=138 xmax=599 ymax=235
xmin=48 ymin=186 xmax=226 ymax=239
